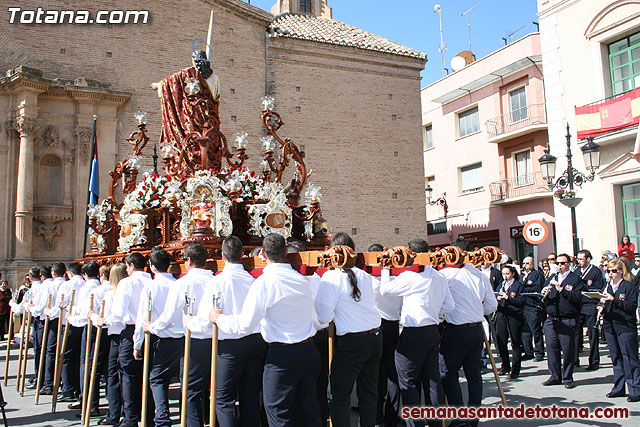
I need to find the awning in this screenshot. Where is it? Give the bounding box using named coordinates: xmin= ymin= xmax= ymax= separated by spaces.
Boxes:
xmin=516 ymin=212 xmax=555 ymax=224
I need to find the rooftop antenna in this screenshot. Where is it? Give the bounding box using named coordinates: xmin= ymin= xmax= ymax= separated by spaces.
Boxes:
xmin=461 ymin=2 xmax=480 ymax=52
xmin=434 ymin=4 xmax=447 ymax=77
xmin=507 ymin=25 xmax=525 ymax=43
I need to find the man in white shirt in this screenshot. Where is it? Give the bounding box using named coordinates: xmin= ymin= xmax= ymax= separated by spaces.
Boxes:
xmin=439 ymin=240 xmax=497 ymax=427
xmin=58 ymin=262 xmax=86 ymax=402
xmin=145 ymin=242 xmax=213 ymax=427
xmin=23 ymin=267 xmax=41 ymax=388
xmin=113 ymin=252 xmax=152 ymax=427
xmin=27 ymin=266 xmax=53 ymax=391
xmin=211 ymin=233 xmax=321 ymax=427
xmin=380 ymin=240 xmax=454 ymax=427
xmin=134 ymin=247 xmax=179 ymax=427
xmin=187 ymin=236 xmax=265 ymax=427
xmin=40 ymin=262 xmax=67 ymax=394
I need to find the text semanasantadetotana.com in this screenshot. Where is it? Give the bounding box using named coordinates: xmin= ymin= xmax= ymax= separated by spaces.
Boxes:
xmin=401 ymin=404 xmax=629 ymax=420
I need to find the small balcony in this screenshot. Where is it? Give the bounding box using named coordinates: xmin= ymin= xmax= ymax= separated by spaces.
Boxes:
xmin=485 ymin=103 xmax=547 ymax=143
xmin=489 ymin=171 xmax=553 ymax=204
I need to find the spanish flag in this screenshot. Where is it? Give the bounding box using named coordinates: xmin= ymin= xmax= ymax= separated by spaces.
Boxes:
xmin=575 ymin=88 xmax=640 ymax=139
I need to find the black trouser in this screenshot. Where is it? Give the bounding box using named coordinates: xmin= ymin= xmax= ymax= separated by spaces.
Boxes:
xmin=494 ymin=312 xmax=524 ymax=376
xmin=119 ymin=324 xmax=142 ymax=427
xmin=576 ymin=306 xmax=600 ymax=367
xmin=106 ymin=334 xmax=122 ymax=424
xmin=377 ymin=319 xmax=400 ymax=425
xmin=149 ymin=336 xmax=183 ymax=427
xmin=216 ymin=333 xmax=266 ymax=427
xmin=79 ymin=325 xmax=97 ymax=403
xmin=43 ymin=319 xmax=59 ymax=388
xmin=603 ymin=323 xmax=640 ymax=396
xmin=33 ymin=318 xmax=43 ymax=379
xmin=313 ymin=328 xmax=329 ymax=427
xmin=439 ymin=323 xmax=484 ymax=427
xmin=395 ymin=325 xmax=442 ymax=427
xmin=329 ymin=328 xmax=382 ymax=427
xmin=184 ymin=338 xmax=212 ymax=427
xmin=522 ymin=307 xmax=545 ymax=358
xmin=88 ymin=328 xmax=110 ymax=411
xmin=263 ymin=338 xmax=321 ymax=427
xmin=543 ymin=317 xmax=577 ymax=383
xmin=61 ymin=325 xmax=83 ymax=397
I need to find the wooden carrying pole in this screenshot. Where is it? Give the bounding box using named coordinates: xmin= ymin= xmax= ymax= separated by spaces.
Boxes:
xmin=209 ymin=292 xmax=221 ymax=427
xmin=35 ymin=294 xmax=53 ymax=404
xmin=52 ymin=294 xmax=64 ymax=396
xmin=52 ymin=290 xmax=76 ymax=413
xmin=4 ymin=310 xmax=14 ymax=385
xmin=328 ymin=321 xmax=336 ymax=427
xmin=81 ymin=294 xmax=95 ymax=422
xmin=84 ymin=300 xmax=105 ymax=427
xmin=483 ymin=329 xmax=507 ymax=406
xmin=140 ymin=294 xmax=153 ymax=427
xmin=16 ymin=312 xmax=27 ymax=391
xmin=180 ymin=296 xmax=193 ymax=427
xmin=19 ymin=312 xmax=32 ymax=396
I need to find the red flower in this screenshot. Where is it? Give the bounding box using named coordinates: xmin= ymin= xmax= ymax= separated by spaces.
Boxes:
xmin=151 ymin=186 xmax=156 ymax=191
xmin=250 ymin=171 xmax=255 ymax=177
xmin=138 ymin=191 xmax=144 ymax=196
xmin=152 ymin=173 xmax=159 ymax=179
xmin=153 ymin=194 xmax=159 ymax=199
xmin=166 ymin=175 xmax=172 ymax=181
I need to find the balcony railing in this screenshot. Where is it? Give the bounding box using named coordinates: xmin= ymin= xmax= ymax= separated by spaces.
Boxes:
xmin=489 ymin=171 xmax=551 ymax=202
xmin=485 ymin=103 xmax=547 ymax=138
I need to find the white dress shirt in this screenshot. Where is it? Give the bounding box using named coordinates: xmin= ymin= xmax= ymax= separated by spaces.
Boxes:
xmin=187 ymin=263 xmax=259 ymax=340
xmin=89 ymin=283 xmax=112 ymax=316
xmin=52 ymin=275 xmax=85 ymax=325
xmin=30 ymin=278 xmax=55 ymax=320
xmin=380 ymin=266 xmax=454 ymax=327
xmin=68 ymin=279 xmax=101 ymax=328
xmin=90 ymin=289 xmax=119 ymax=335
xmin=371 ymin=275 xmax=402 ymax=321
xmin=44 ymin=277 xmax=68 ymax=320
xmin=440 ymin=265 xmax=498 ymax=325
xmin=216 ymin=263 xmax=316 ymax=344
xmin=133 ymin=272 xmax=179 ymax=350
xmin=149 ymin=268 xmax=213 ymax=340
xmin=111 ymin=271 xmax=152 ymax=335
xmin=315 ymin=267 xmax=381 ymax=336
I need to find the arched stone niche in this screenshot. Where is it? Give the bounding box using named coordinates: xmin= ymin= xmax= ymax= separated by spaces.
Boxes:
xmin=37 ymin=153 xmax=63 ymax=205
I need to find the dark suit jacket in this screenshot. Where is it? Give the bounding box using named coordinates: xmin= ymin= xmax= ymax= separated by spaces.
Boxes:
xmin=484 ymin=267 xmax=502 ymax=292
xmin=544 ymin=271 xmax=585 ymax=317
xmin=497 ymin=280 xmax=525 ymax=317
xmin=603 ymin=280 xmax=639 ymax=334
xmin=579 ymin=264 xmax=606 ymax=314
xmin=521 ymin=269 xmax=544 ymax=310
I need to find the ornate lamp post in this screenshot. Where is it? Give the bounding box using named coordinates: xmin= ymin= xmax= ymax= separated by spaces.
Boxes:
xmin=425 ymin=184 xmax=448 ymax=218
xmin=538 ymin=124 xmax=601 ymax=255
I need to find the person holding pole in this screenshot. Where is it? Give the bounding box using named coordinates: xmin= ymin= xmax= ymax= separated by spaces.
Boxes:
xmin=112 ymin=253 xmax=152 ymax=427
xmin=40 ymin=262 xmax=67 ymax=395
xmin=26 ymin=266 xmax=51 ymax=390
xmin=210 ymin=233 xmax=321 ymax=427
xmin=134 ymin=247 xmax=179 ymax=427
xmin=145 ymin=242 xmax=213 ymax=427
xmin=188 ymin=236 xmax=265 ymax=427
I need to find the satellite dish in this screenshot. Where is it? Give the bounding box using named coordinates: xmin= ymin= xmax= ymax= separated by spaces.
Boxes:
xmin=451 ymin=56 xmax=466 ymax=72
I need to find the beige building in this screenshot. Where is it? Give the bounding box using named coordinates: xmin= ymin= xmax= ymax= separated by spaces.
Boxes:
xmin=0 ymin=0 xmax=427 ymax=284
xmin=421 ymin=34 xmax=555 ymax=261
xmin=538 ymin=0 xmax=640 ymax=256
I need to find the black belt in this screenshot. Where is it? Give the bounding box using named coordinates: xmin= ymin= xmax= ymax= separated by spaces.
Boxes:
xmin=270 ymin=337 xmax=313 ymax=346
xmin=343 ymin=327 xmax=380 ymax=337
xmin=444 ymin=321 xmax=482 ymax=327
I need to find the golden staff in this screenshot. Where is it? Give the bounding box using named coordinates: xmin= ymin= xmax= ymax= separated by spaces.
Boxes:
xmin=84 ymin=300 xmax=106 ymax=427
xmin=51 ymin=294 xmax=64 ymax=395
xmin=209 ymin=292 xmax=221 ymax=427
xmin=35 ymin=294 xmax=53 ymax=404
xmin=328 ymin=322 xmax=335 ymax=427
xmin=19 ymin=311 xmax=32 ymax=396
xmin=4 ymin=307 xmax=15 ymax=385
xmin=483 ymin=329 xmax=507 ymax=406
xmin=180 ymin=295 xmax=194 ymax=427
xmin=141 ymin=292 xmax=153 ymax=427
xmin=15 ymin=311 xmax=27 ymax=390
xmin=81 ymin=294 xmax=95 ymax=422
xmin=52 ymin=289 xmax=76 ymax=413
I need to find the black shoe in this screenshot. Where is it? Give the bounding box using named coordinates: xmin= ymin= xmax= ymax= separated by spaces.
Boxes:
xmin=542 ymin=378 xmax=562 ymax=386
xmin=564 ymin=381 xmax=576 ymax=389
xmin=97 ymin=417 xmax=120 ymax=426
xmin=627 ymin=396 xmax=640 ymax=402
xmin=586 ymin=364 xmax=599 ymax=371
xmin=535 ymin=355 xmax=544 ymax=362
xmin=67 ymin=402 xmax=82 ymax=410
xmin=510 ymin=372 xmax=520 ymax=379
xmin=606 ymin=391 xmax=625 ymax=398
xmin=75 ymin=409 xmax=101 ymax=418
xmin=25 ymin=382 xmax=37 ymax=390
xmin=480 ymin=366 xmax=488 ymax=375
xmin=522 ymin=354 xmax=534 ymax=361
xmin=499 ymin=368 xmax=511 ymax=375
xmin=39 ymin=386 xmax=52 ymax=395
xmin=57 ymin=394 xmax=76 ymax=402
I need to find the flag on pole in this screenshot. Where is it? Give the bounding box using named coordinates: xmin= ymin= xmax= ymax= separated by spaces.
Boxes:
xmin=88 ymin=124 xmax=99 ymax=204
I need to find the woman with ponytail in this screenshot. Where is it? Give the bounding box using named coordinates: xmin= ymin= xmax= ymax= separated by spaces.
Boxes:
xmin=315 ymin=232 xmax=382 ymax=427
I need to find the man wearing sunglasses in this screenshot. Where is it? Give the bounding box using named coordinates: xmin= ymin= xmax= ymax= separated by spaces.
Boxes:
xmin=575 ymin=250 xmax=605 ymax=371
xmin=540 ymin=253 xmax=586 ymax=389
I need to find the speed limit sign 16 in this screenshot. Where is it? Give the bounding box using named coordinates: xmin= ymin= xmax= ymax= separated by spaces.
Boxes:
xmin=523 ymin=220 xmax=549 ymax=245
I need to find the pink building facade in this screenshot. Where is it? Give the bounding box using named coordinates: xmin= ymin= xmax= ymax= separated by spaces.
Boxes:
xmin=421 ymin=33 xmax=556 ymax=261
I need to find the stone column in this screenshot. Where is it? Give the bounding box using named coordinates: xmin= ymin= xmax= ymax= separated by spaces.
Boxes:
xmin=14 ymin=116 xmax=40 ymax=260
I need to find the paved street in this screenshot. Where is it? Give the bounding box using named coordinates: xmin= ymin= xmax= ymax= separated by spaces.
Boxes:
xmin=0 ymin=338 xmax=639 ymax=426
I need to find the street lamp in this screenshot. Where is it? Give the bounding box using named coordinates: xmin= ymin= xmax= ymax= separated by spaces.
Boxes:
xmin=426 ymin=184 xmax=448 ymax=218
xmin=538 ymin=124 xmax=601 ymax=255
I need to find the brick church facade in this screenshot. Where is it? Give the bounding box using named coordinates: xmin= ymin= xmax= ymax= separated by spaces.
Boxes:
xmin=0 ymin=0 xmax=426 ymax=283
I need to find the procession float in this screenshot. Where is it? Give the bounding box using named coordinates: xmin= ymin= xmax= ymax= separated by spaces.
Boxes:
xmin=79 ymin=46 xmax=503 ymax=273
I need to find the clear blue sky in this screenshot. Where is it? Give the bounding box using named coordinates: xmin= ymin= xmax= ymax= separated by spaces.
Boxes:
xmin=246 ymin=0 xmax=540 ymax=86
